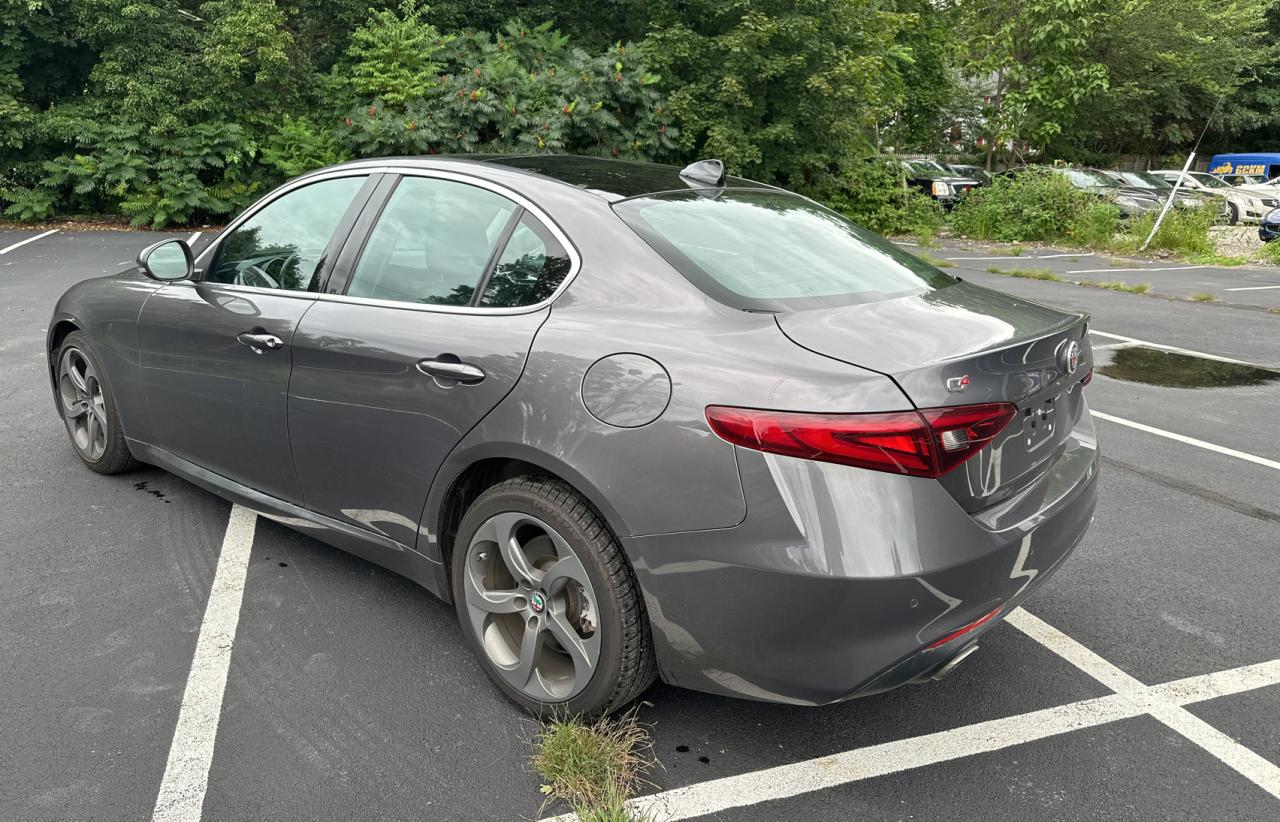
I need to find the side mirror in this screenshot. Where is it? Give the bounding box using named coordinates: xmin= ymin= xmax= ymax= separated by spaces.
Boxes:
xmin=137 ymin=238 xmax=194 ymax=281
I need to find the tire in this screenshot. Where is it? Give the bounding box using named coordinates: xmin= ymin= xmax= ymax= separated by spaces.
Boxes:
xmin=1227 ymin=201 xmax=1239 ymax=226
xmin=55 ymin=331 xmax=137 ymax=474
xmin=451 ymin=476 xmax=656 ymax=717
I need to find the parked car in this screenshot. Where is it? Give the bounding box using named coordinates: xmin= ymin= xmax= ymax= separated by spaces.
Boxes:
xmin=48 ymin=155 xmax=1098 ymax=716
xmin=943 ymin=163 xmax=992 ymax=186
xmin=1260 ymin=207 xmax=1280 ymax=242
xmin=1006 ymin=165 xmax=1161 ymax=218
xmin=897 ymin=158 xmax=982 ymax=207
xmin=1099 ymin=170 xmax=1228 ymax=220
xmin=1216 ymin=173 xmax=1267 ymax=187
xmin=1150 ymin=170 xmax=1279 ymax=225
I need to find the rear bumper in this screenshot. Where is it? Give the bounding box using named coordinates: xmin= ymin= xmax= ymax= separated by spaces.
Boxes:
xmin=629 ymin=408 xmax=1099 ymax=706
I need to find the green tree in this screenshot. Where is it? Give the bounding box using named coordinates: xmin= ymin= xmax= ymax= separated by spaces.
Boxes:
xmin=643 ymin=0 xmax=914 ymax=184
xmin=958 ymin=0 xmax=1111 ymax=166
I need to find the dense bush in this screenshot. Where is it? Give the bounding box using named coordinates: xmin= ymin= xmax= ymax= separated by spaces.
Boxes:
xmin=949 ymin=170 xmax=1120 ymax=245
xmin=803 ymin=161 xmax=944 ymax=237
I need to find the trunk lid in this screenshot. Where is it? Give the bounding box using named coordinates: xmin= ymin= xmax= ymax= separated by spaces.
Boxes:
xmin=776 ymin=281 xmax=1092 ymax=511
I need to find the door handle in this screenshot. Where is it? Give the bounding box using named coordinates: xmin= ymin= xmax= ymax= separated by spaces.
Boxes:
xmin=417 ymin=356 xmax=486 ymax=386
xmin=237 ymin=331 xmax=285 ymax=354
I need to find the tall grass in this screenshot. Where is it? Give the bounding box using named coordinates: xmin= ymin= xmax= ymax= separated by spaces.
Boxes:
xmin=949 ymin=169 xmax=1120 ymax=245
xmin=1111 ymin=204 xmax=1217 ymax=256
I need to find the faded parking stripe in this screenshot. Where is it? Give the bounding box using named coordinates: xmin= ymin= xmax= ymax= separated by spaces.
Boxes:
xmin=152 ymin=505 xmax=257 ymax=822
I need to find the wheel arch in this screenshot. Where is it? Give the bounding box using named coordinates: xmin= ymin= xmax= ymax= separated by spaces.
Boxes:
xmin=46 ymin=316 xmax=82 ymax=408
xmin=426 ymin=444 xmax=636 ymax=598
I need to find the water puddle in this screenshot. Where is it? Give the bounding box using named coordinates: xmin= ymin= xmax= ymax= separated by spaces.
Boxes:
xmin=1097 ymin=346 xmax=1280 ymax=389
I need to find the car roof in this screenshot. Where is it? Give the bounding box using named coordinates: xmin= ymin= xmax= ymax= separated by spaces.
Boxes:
xmin=306 ymin=154 xmax=773 ymax=202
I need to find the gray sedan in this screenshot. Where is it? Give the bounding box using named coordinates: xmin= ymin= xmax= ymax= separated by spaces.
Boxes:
xmin=48 ymin=155 xmax=1099 ymax=716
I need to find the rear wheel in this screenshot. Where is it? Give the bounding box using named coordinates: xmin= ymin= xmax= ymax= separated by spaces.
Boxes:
xmin=56 ymin=332 xmax=137 ymax=474
xmin=1227 ymin=201 xmax=1239 ymax=225
xmin=452 ymin=476 xmax=656 ymax=716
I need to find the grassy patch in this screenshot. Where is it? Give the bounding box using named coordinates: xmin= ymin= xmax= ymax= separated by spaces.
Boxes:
xmin=1189 ymin=292 xmax=1218 ymax=302
xmin=1005 ymin=267 xmax=1060 ymax=281
xmin=1010 ymin=245 xmax=1025 ymax=256
xmin=1111 ymin=205 xmax=1218 ymax=257
xmin=913 ymin=251 xmax=953 ymax=268
xmin=1079 ymin=279 xmax=1152 ymax=294
xmin=531 ymin=710 xmax=654 ymax=821
xmin=985 ymin=266 xmax=1062 ymax=281
xmin=1187 ymin=253 xmax=1247 ymax=267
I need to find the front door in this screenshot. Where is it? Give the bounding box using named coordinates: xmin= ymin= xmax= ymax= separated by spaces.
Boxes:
xmin=137 ymin=174 xmax=373 ymax=502
xmin=287 ymin=173 xmax=576 ymax=548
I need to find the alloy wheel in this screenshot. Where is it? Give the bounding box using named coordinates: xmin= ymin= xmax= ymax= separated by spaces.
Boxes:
xmin=462 ymin=512 xmax=601 ymax=701
xmin=58 ymin=347 xmax=107 ymax=461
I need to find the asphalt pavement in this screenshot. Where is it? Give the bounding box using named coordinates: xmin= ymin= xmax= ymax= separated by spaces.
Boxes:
xmin=2 ymin=228 xmax=1277 ymax=821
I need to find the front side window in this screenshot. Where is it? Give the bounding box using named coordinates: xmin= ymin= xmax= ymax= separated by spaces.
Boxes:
xmin=478 ymin=215 xmax=572 ymax=308
xmin=613 ymin=190 xmax=954 ymax=312
xmin=208 ymin=176 xmax=367 ymax=291
xmin=347 ymin=177 xmax=517 ymax=306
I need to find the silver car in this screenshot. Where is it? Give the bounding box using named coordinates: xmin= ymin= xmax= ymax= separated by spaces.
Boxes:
xmin=48 ymin=155 xmax=1099 ymax=716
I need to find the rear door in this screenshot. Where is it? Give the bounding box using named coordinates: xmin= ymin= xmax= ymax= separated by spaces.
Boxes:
xmin=287 ymin=171 xmax=577 ymax=549
xmin=137 ymin=173 xmax=375 ymax=502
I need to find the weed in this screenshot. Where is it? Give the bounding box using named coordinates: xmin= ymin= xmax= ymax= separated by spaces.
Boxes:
xmin=986 ymin=265 xmax=1003 ymax=273
xmin=1010 ymin=245 xmax=1025 ymax=256
xmin=1189 ymin=292 xmax=1218 ymax=302
xmin=1187 ymin=253 xmax=1247 ymax=266
xmin=1004 ymin=268 xmax=1060 ymax=281
xmin=531 ymin=709 xmax=654 ymax=821
xmin=1079 ymin=280 xmax=1152 ymax=294
xmin=914 ymin=252 xmax=953 ymax=267
xmin=1112 ymin=205 xmax=1217 ymax=257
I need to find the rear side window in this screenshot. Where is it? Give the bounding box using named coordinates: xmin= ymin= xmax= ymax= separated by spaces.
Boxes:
xmin=347 ymin=177 xmax=517 ymax=306
xmin=478 ymin=215 xmax=572 ymax=308
xmin=612 ymin=190 xmax=954 ymax=311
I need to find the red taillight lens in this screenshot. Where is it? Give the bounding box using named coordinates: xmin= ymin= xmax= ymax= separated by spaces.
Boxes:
xmin=705 ymin=403 xmax=1017 ymax=479
xmin=1080 ymin=367 xmax=1093 ymax=386
xmin=926 ymin=605 xmax=1003 ymax=649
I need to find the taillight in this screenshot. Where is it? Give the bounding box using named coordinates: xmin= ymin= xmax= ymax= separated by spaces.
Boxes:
xmin=926 ymin=606 xmax=1003 ymax=649
xmin=1080 ymin=367 xmax=1093 ymax=386
xmin=705 ymin=403 xmax=1017 ymax=479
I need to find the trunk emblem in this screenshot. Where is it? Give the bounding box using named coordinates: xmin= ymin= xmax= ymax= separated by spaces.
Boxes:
xmin=1058 ymin=340 xmax=1082 ymax=374
xmin=946 ymin=374 xmax=970 ymax=393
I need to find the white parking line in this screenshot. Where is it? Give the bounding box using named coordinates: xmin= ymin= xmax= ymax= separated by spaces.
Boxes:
xmin=1090 ymin=330 xmax=1266 ymax=367
xmin=1225 ymin=284 xmax=1280 ymax=292
xmin=539 ymin=641 xmax=1280 ymax=821
xmin=1091 ymin=410 xmax=1280 ymax=471
xmin=1006 ymin=609 xmax=1280 ymax=801
xmin=187 ymin=231 xmax=202 ymax=246
xmin=152 ymin=504 xmax=257 ymax=822
xmin=1068 ymin=265 xmax=1205 ymax=274
xmin=0 ymin=228 xmax=59 ymax=255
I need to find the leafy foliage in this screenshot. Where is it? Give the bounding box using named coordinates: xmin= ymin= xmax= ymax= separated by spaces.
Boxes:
xmin=803 ymin=161 xmax=944 ymax=237
xmin=949 ymin=169 xmax=1119 ymax=244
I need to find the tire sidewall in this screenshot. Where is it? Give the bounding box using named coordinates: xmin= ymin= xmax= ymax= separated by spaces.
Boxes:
xmin=452 ymin=481 xmax=627 ymax=716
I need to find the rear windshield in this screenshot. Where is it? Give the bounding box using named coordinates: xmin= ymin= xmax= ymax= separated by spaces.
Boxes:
xmin=612 ymin=190 xmax=955 ymax=311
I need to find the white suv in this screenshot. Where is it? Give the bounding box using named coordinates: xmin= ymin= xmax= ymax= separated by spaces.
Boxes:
xmin=1151 ymin=170 xmax=1279 ymax=225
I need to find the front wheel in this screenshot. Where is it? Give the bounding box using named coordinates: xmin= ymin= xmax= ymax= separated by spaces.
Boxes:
xmin=55 ymin=332 xmax=137 ymax=474
xmin=1227 ymin=201 xmax=1239 ymax=226
xmin=452 ymin=476 xmax=656 ymax=717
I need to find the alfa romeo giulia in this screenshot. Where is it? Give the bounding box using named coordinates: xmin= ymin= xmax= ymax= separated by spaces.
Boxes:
xmin=49 ymin=155 xmax=1098 ymax=715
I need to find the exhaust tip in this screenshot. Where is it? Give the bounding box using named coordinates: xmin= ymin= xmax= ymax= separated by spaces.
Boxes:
xmin=930 ymin=643 xmax=980 ymax=682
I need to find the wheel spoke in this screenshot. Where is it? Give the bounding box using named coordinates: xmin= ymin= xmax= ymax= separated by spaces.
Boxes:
xmin=540 ymin=553 xmax=588 ymax=597
xmin=86 ymin=409 xmax=100 ymax=452
xmin=63 ymin=399 xmax=88 ymax=419
xmin=481 ymin=513 xmax=538 ymax=584
xmin=510 ymin=621 xmax=547 ymax=688
xmin=66 ymin=360 xmax=88 ymax=394
xmin=463 ymin=572 xmax=524 ymax=614
xmin=546 ymin=610 xmax=598 ymax=677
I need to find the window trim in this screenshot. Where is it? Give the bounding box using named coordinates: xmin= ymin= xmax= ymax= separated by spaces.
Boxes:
xmin=320 ymin=167 xmax=582 ymax=316
xmin=193 ymin=169 xmax=382 ymax=295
